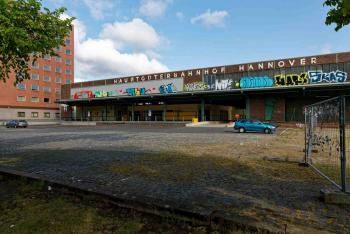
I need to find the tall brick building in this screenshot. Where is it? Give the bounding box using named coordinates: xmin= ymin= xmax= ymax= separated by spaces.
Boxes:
xmin=0 ymin=30 xmax=74 ymax=121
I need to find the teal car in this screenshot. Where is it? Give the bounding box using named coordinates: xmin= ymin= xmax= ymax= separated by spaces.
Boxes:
xmin=234 ymin=119 xmax=277 ymax=134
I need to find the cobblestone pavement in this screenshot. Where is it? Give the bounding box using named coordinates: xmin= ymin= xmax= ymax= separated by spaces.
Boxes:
xmin=0 ymin=125 xmax=349 ymax=233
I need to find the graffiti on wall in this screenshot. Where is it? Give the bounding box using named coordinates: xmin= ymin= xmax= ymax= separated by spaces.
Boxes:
xmin=214 ymin=79 xmax=233 ymax=90
xmin=125 ymin=87 xmax=152 ymax=96
xmin=159 ymin=83 xmax=177 ymax=94
xmin=239 ymin=76 xmax=274 ymax=89
xmin=274 ymin=73 xmax=309 ymax=86
xmin=308 ymin=70 xmax=347 ymax=83
xmin=73 ymin=90 xmax=117 ymax=99
xmin=184 ymin=82 xmax=209 ymax=91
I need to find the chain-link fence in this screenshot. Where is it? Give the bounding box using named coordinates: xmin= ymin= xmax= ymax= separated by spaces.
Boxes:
xmin=305 ymin=96 xmax=349 ymax=193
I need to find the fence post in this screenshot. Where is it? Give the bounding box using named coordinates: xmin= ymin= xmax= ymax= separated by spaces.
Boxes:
xmin=306 ymin=106 xmax=314 ymax=164
xmin=339 ymin=95 xmax=347 ymax=192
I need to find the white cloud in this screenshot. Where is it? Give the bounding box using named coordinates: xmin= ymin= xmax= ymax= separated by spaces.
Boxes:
xmin=139 ymin=0 xmax=172 ymax=18
xmin=72 ymin=19 xmax=169 ymax=82
xmin=321 ymin=43 xmax=332 ymax=54
xmin=100 ymin=18 xmax=161 ymax=51
xmin=191 ymin=9 xmax=229 ymax=28
xmin=83 ymin=0 xmax=115 ymax=20
xmin=176 ymin=12 xmax=184 ymax=20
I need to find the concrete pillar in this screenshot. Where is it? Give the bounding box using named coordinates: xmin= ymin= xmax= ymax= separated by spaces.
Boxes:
xmin=246 ymin=97 xmax=250 ymax=119
xmin=163 ymin=103 xmax=167 ymax=122
xmin=201 ymin=98 xmax=205 ymax=121
xmin=131 ymin=104 xmax=135 ymax=121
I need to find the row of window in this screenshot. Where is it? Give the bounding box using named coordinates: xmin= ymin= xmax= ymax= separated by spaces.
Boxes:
xmin=16 ymin=84 xmax=61 ymax=93
xmin=41 ymin=55 xmax=72 ymax=64
xmin=17 ymin=112 xmax=58 ymax=118
xmin=31 ymin=63 xmax=72 ymax=74
xmin=17 ymin=96 xmax=54 ymax=103
xmin=30 ymin=74 xmax=71 ymax=84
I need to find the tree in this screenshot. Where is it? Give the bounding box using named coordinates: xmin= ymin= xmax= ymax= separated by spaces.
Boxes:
xmin=0 ymin=0 xmax=74 ymax=85
xmin=324 ymin=0 xmax=350 ymax=31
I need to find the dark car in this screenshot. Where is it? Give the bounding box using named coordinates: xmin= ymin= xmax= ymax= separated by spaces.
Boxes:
xmin=234 ymin=119 xmax=277 ymax=134
xmin=5 ymin=120 xmax=28 ymax=128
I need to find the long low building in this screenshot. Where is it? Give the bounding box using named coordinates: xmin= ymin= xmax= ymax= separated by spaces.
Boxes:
xmin=59 ymin=51 xmax=350 ymax=123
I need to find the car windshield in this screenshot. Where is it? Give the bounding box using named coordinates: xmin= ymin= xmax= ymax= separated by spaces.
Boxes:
xmin=252 ymin=120 xmax=262 ymax=124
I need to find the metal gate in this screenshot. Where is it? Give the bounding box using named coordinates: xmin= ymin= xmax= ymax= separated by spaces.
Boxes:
xmin=304 ymin=96 xmax=349 ymax=193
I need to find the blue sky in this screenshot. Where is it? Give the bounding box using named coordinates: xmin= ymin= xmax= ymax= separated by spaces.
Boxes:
xmin=44 ymin=0 xmax=350 ymax=82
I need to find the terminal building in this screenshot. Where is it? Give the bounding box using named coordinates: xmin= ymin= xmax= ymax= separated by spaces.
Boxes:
xmin=59 ymin=51 xmax=350 ymax=123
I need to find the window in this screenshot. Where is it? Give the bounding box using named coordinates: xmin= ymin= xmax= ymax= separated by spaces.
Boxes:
xmin=65 ymin=49 xmax=71 ymax=55
xmin=65 ymin=79 xmax=71 ymax=84
xmin=55 ymin=56 xmax=62 ymax=62
xmin=65 ymin=39 xmax=71 ymax=45
xmin=44 ymin=55 xmax=51 ymax=60
xmin=31 ymin=61 xmax=39 ymax=69
xmin=44 ymin=97 xmax=50 ymax=103
xmin=17 ymin=83 xmax=26 ymax=90
xmin=65 ymin=59 xmax=71 ymax=65
xmin=31 ymin=85 xmax=39 ymax=91
xmin=55 ymin=77 xmax=61 ymax=83
xmin=56 ymin=47 xmax=61 ymax=52
xmin=55 ymin=67 xmax=62 ymax=73
xmin=31 ymin=97 xmax=39 ymax=102
xmin=65 ymin=69 xmax=71 ymax=75
xmin=31 ymin=112 xmax=38 ymax=118
xmin=43 ymin=87 xmax=51 ymax=93
xmin=17 ymin=96 xmax=26 ymax=102
xmin=17 ymin=112 xmax=25 ymax=117
xmin=43 ymin=76 xmax=51 ymax=82
xmin=31 ymin=73 xmax=39 ymax=80
xmin=43 ymin=64 xmax=51 ymax=71
xmin=44 ymin=112 xmax=50 ymax=118
xmin=55 ymin=88 xmax=61 ymax=94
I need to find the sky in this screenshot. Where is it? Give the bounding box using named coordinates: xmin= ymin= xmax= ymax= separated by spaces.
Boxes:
xmin=43 ymin=0 xmax=350 ymax=82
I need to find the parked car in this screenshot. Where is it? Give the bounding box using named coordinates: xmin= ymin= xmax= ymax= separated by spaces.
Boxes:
xmin=5 ymin=120 xmax=28 ymax=128
xmin=234 ymin=119 xmax=276 ymax=134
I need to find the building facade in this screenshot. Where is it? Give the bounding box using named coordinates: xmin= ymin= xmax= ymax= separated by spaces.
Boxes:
xmin=0 ymin=30 xmax=74 ymax=121
xmin=59 ymin=51 xmax=350 ymax=123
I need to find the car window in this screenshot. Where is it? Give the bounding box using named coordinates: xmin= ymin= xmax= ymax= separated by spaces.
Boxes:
xmin=253 ymin=120 xmax=261 ymax=124
xmin=240 ymin=120 xmax=246 ymax=123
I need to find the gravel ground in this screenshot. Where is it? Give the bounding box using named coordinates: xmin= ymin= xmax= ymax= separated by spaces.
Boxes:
xmin=0 ymin=124 xmax=349 ymax=233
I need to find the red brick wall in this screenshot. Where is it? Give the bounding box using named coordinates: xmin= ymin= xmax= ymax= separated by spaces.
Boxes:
xmin=249 ymin=96 xmax=265 ymax=120
xmin=272 ymin=98 xmax=285 ymax=122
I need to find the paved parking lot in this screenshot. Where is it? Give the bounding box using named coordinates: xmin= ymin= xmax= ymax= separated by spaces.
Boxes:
xmin=0 ymin=124 xmax=349 ymax=233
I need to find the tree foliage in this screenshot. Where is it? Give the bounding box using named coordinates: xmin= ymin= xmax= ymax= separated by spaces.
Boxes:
xmin=0 ymin=0 xmax=74 ymax=85
xmin=324 ymin=0 xmax=350 ymax=31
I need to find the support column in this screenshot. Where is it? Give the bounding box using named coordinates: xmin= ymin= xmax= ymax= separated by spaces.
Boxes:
xmin=105 ymin=104 xmax=108 ymax=121
xmin=245 ymin=96 xmax=250 ymax=119
xmin=201 ymin=98 xmax=205 ymax=122
xmin=163 ymin=103 xmax=167 ymax=122
xmin=131 ymin=104 xmax=135 ymax=121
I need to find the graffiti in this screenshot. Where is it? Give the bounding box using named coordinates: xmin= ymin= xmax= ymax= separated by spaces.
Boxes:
xmin=274 ymin=72 xmax=308 ymax=86
xmin=184 ymin=82 xmax=209 ymax=91
xmin=125 ymin=87 xmax=152 ymax=96
xmin=159 ymin=83 xmax=177 ymax=94
xmin=215 ymin=79 xmax=233 ymax=90
xmin=73 ymin=91 xmax=94 ymax=99
xmin=240 ymin=76 xmax=274 ymax=89
xmin=93 ymin=90 xmax=116 ymax=98
xmin=308 ymin=70 xmax=347 ymax=83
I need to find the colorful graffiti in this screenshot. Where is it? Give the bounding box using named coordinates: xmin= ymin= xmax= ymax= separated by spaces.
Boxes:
xmin=159 ymin=83 xmax=177 ymax=94
xmin=125 ymin=87 xmax=152 ymax=96
xmin=240 ymin=76 xmax=274 ymax=89
xmin=214 ymin=79 xmax=233 ymax=90
xmin=73 ymin=90 xmax=117 ymax=99
xmin=274 ymin=73 xmax=309 ymax=86
xmin=308 ymin=70 xmax=347 ymax=83
xmin=184 ymin=82 xmax=209 ymax=91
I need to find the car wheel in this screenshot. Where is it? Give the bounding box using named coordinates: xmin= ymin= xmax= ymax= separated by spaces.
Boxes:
xmin=264 ymin=128 xmax=271 ymax=134
xmin=239 ymin=127 xmax=245 ymax=133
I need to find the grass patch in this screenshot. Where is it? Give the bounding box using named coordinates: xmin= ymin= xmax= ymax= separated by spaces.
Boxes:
xmin=107 ymin=152 xmax=323 ymax=184
xmin=0 ymin=178 xmax=245 ymax=234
